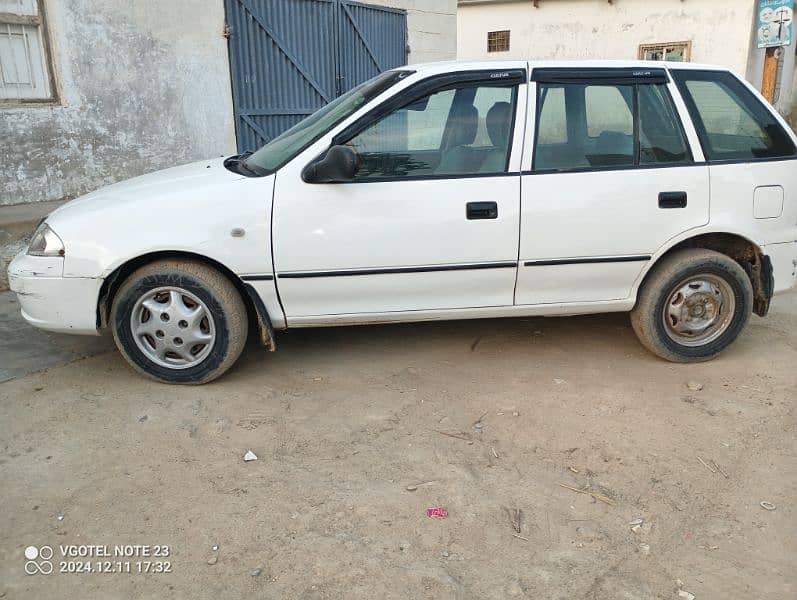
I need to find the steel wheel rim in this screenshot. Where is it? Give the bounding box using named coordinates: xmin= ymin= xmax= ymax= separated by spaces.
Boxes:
xmin=662 ymin=274 xmax=735 ymax=347
xmin=130 ymin=286 xmax=216 ymax=369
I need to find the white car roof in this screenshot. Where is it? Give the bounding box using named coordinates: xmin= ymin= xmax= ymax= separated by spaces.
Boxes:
xmin=402 ymin=59 xmax=731 ymax=76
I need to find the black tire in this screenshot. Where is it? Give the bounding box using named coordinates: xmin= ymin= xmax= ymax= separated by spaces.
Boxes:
xmin=110 ymin=260 xmax=248 ymax=384
xmin=630 ymin=249 xmax=753 ymax=363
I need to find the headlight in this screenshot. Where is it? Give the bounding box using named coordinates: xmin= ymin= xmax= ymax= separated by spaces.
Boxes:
xmin=27 ymin=223 xmax=65 ymax=257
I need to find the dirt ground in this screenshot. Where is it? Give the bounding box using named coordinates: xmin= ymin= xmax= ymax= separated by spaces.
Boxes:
xmin=1 ymin=292 xmax=796 ymax=600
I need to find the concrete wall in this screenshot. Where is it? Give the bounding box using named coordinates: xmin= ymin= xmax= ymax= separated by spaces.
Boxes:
xmin=783 ymin=57 xmax=797 ymax=128
xmin=0 ymin=0 xmax=237 ymax=207
xmin=458 ymin=0 xmax=756 ymax=75
xmin=792 ymin=62 xmax=797 ymax=128
xmin=0 ymin=0 xmax=456 ymax=207
xmin=382 ymin=0 xmax=457 ymax=63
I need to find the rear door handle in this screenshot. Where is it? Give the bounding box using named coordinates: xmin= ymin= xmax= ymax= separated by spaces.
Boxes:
xmin=467 ymin=201 xmax=498 ymax=220
xmin=659 ymin=191 xmax=687 ymax=209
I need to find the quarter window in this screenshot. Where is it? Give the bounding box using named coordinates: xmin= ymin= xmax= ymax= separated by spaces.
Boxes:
xmin=0 ymin=0 xmax=56 ymax=102
xmin=533 ymin=81 xmax=690 ymax=172
xmin=672 ymin=70 xmax=797 ymax=161
xmin=345 ymin=82 xmax=517 ymax=180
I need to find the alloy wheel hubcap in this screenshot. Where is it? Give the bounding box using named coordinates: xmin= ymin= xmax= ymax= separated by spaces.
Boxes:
xmin=130 ymin=287 xmax=216 ymax=369
xmin=662 ymin=275 xmax=735 ymax=347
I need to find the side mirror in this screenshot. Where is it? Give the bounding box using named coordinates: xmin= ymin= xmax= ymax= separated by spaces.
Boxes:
xmin=301 ymin=145 xmax=360 ymax=183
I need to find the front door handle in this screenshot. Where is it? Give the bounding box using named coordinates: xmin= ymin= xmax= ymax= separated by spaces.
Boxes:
xmin=467 ymin=201 xmax=498 ymax=220
xmin=659 ymin=191 xmax=687 ymax=209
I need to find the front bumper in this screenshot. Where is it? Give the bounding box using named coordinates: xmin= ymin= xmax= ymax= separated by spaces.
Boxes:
xmin=763 ymin=241 xmax=797 ymax=294
xmin=8 ymin=251 xmax=102 ymax=335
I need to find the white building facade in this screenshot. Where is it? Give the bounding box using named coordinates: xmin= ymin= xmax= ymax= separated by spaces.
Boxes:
xmin=458 ymin=0 xmax=797 ymax=127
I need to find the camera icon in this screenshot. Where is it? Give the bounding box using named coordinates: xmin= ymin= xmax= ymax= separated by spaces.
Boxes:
xmin=24 ymin=546 xmax=53 ymax=575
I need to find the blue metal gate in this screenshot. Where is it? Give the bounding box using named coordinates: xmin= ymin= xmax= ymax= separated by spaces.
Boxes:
xmin=225 ymin=0 xmax=408 ymax=152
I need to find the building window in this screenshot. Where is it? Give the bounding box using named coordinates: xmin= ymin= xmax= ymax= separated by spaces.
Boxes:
xmin=638 ymin=41 xmax=691 ymax=63
xmin=487 ymin=30 xmax=510 ymax=53
xmin=0 ymin=0 xmax=57 ymax=103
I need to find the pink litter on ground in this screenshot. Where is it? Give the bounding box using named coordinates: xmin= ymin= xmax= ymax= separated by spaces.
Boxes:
xmin=427 ymin=507 xmax=448 ymax=518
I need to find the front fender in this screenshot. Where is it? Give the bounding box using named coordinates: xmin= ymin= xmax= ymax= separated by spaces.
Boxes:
xmin=49 ymin=173 xmax=276 ymax=280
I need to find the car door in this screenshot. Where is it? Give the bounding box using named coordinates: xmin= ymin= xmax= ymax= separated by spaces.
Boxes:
xmin=516 ymin=67 xmax=710 ymax=305
xmin=272 ymin=69 xmax=527 ymax=321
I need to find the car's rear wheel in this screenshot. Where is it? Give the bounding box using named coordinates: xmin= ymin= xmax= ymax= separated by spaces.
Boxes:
xmin=111 ymin=260 xmax=248 ymax=384
xmin=630 ymin=249 xmax=753 ymax=362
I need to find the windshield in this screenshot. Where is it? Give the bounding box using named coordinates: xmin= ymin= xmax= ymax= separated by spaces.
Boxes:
xmin=243 ymin=70 xmax=412 ymax=176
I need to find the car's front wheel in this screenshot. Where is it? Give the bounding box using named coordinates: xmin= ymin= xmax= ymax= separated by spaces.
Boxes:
xmin=630 ymin=249 xmax=753 ymax=363
xmin=111 ymin=260 xmax=248 ymax=384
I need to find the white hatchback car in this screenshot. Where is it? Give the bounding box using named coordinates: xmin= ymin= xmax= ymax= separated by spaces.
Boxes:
xmin=9 ymin=60 xmax=797 ymax=384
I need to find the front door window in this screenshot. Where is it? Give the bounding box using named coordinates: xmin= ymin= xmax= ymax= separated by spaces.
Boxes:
xmin=344 ymin=83 xmax=518 ymax=180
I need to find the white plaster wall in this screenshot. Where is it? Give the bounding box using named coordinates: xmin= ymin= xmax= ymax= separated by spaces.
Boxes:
xmin=379 ymin=0 xmax=458 ymax=63
xmin=458 ymin=0 xmax=755 ymax=76
xmin=0 ymin=0 xmax=456 ymax=206
xmin=791 ymin=62 xmax=797 ymax=129
xmin=781 ymin=55 xmax=797 ymax=129
xmin=0 ymin=0 xmax=237 ymax=206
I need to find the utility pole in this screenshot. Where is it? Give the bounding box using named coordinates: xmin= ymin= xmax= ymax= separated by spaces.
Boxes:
xmin=758 ymin=2 xmax=793 ymax=104
xmin=762 ymin=47 xmax=779 ymax=103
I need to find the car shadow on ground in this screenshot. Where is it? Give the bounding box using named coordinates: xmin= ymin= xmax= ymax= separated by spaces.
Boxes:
xmin=234 ymin=311 xmax=650 ymax=377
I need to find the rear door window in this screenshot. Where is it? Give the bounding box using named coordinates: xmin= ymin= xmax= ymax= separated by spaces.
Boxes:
xmin=638 ymin=84 xmax=691 ymax=165
xmin=672 ymin=70 xmax=797 ymax=162
xmin=537 ymin=86 xmax=567 ymax=145
xmin=533 ymin=79 xmax=690 ymax=172
xmin=585 ymin=85 xmax=633 ymax=139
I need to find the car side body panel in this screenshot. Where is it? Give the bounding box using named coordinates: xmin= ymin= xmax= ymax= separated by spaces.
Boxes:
xmin=5 ymin=59 xmax=797 ymax=339
xmin=516 ymin=165 xmax=711 ymax=304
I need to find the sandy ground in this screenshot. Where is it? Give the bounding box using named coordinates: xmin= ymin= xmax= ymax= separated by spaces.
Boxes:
xmin=0 ymin=292 xmax=110 ymax=383
xmin=1 ymin=293 xmax=795 ymax=599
